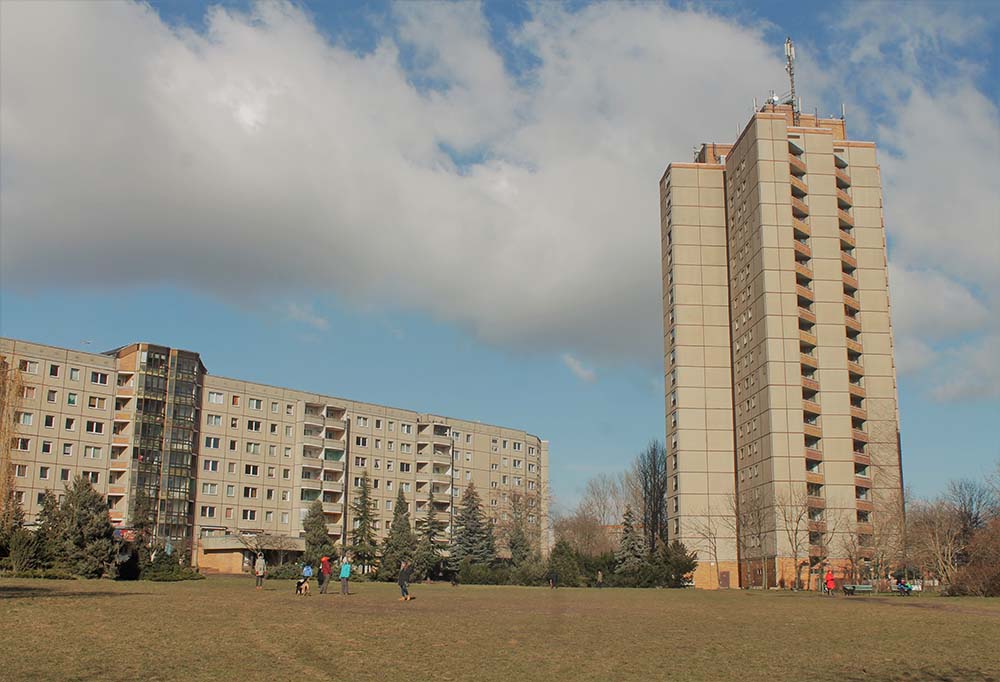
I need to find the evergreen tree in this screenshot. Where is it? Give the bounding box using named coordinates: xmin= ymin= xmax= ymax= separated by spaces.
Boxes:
xmin=303 ymin=498 xmax=335 ymax=566
xmin=349 ymin=472 xmax=378 ymax=573
xmin=615 ymin=505 xmax=647 ymax=576
xmin=658 ymin=539 xmax=698 ymax=588
xmin=61 ymin=476 xmax=115 ymax=578
xmin=130 ymin=487 xmax=158 ymax=571
xmin=505 ymin=494 xmax=533 ymax=567
xmin=547 ymin=538 xmax=583 ymax=586
xmin=450 ymin=483 xmax=496 ymax=568
xmin=34 ymin=489 xmax=65 ymax=568
xmin=0 ymin=486 xmax=24 ymax=558
xmin=413 ymin=489 xmax=448 ymax=580
xmin=379 ymin=489 xmax=416 ymax=581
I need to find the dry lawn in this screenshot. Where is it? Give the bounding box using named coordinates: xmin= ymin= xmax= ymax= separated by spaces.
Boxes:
xmin=1 ymin=577 xmax=998 ymax=681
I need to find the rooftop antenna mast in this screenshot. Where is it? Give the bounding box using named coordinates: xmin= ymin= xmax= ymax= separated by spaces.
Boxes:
xmin=785 ymin=37 xmax=799 ymax=126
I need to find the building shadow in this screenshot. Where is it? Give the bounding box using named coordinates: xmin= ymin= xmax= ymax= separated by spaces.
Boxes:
xmin=0 ymin=584 xmax=153 ymax=600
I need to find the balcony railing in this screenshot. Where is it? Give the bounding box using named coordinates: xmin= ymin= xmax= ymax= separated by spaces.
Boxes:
xmin=796 ymin=284 xmax=815 ymax=302
xmin=788 ymin=153 xmax=807 ymax=176
xmin=838 ymin=208 xmax=854 ymax=228
xmin=795 ymin=262 xmax=813 ymax=280
xmin=802 ymin=376 xmax=821 ymax=392
xmin=835 ymin=167 xmax=851 ymax=188
xmin=791 ymin=197 xmax=810 ymax=218
xmin=798 ymin=307 xmax=816 ymax=324
xmin=803 ymin=398 xmax=822 ymax=415
xmin=790 ymin=175 xmax=809 ymax=198
xmin=794 ymin=240 xmax=812 ymax=260
xmin=845 ymin=315 xmax=862 ymax=333
xmin=792 ymin=216 xmax=811 ymax=238
xmin=844 ymin=293 xmax=861 ymax=311
xmin=836 ymin=188 xmax=853 ymax=209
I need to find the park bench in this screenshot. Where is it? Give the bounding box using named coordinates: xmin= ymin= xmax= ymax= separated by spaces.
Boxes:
xmin=842 ymin=584 xmax=873 ymax=596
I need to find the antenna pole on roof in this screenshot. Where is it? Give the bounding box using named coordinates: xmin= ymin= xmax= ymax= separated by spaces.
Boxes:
xmin=785 ymin=37 xmax=799 ymax=126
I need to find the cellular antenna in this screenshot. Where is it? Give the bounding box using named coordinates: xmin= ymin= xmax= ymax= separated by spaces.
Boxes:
xmin=785 ymin=37 xmax=799 ymax=126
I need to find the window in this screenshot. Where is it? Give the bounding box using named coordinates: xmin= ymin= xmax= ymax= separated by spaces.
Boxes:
xmin=266 ymin=488 xmax=274 ymax=500
xmin=47 ymin=390 xmax=57 ymax=403
xmin=386 ymin=480 xmax=393 ymax=491
xmin=400 ymin=443 xmax=411 ymax=454
xmin=226 ymin=485 xmax=236 ymax=497
xmin=230 ymin=417 xmax=239 ymax=429
xmin=243 ymin=486 xmax=258 ymax=498
xmin=206 ymin=414 xmax=221 ymax=426
xmin=208 ymin=391 xmax=224 ymax=404
xmin=268 ymin=445 xmax=276 ymax=457
xmin=353 ymin=476 xmax=363 ymax=488
xmin=246 ymin=442 xmax=261 ymax=455
xmin=231 ymin=395 xmax=240 ymax=407
xmin=225 ymin=508 xmax=234 ymax=519
xmin=16 ymin=412 xmax=33 ymax=426
xmin=356 ymin=416 xmax=368 ymax=427
xmin=387 ymin=441 xmax=394 ymax=452
xmin=386 ymin=461 xmax=394 ymax=471
xmin=201 ymin=506 xmax=216 ymax=518
xmin=280 ymin=512 xmax=289 ymax=524
xmin=88 ymin=396 xmax=107 ymax=410
xmin=83 ymin=471 xmax=99 ymax=484
xmin=282 ymin=468 xmax=290 ymax=479
xmin=229 ymin=440 xmax=237 ymax=451
xmin=281 ymin=490 xmax=290 ymax=501
xmin=48 ymin=364 xmax=60 ymax=377
xmin=387 ymin=420 xmax=394 ymax=432
xmin=90 ymin=371 xmax=108 ymax=385
xmin=41 ymin=440 xmax=52 ymax=454
xmin=375 ymin=419 xmax=382 ymax=429
xmin=85 ymin=420 xmax=104 ymax=434
xmin=67 ymin=393 xmax=78 ymax=406
xmin=374 ymin=439 xmax=381 ymax=450
xmin=249 ymin=398 xmax=262 ymax=410
xmin=286 ymin=403 xmax=293 ymax=415
xmin=62 ymin=443 xmax=73 ymax=456
xmin=21 ymin=386 xmax=36 ymax=400
xmin=83 ymin=446 xmax=102 ymax=459
xmin=60 ymin=468 xmax=70 ymax=481
xmin=400 ymin=424 xmax=412 ymax=435
xmin=399 ymin=462 xmax=411 ymax=473
xmin=385 ymin=499 xmax=393 ymax=511
xmin=14 ymin=464 xmax=28 ymax=477
xmin=268 ymin=466 xmax=276 ymax=478
xmin=270 ymin=423 xmax=278 ymax=434
xmin=354 ymin=456 xmax=367 ymax=467
xmin=242 ymin=509 xmax=257 ymax=521
xmin=202 ymin=483 xmax=218 ymax=495
xmin=356 ymin=436 xmax=368 ymax=447
xmin=203 ymin=459 xmax=219 ymax=472
xmin=265 ymin=511 xmax=273 ymax=523
xmin=64 ymin=417 xmax=76 ymax=431
xmin=204 ymin=437 xmax=220 ymax=449
xmin=513 ymin=442 xmax=522 ymax=452
xmin=502 ymin=439 xmax=508 ymax=449
xmin=19 ymin=360 xmax=39 ymax=374
xmin=245 ymin=464 xmax=259 ymax=476
xmin=69 ymin=368 xmax=80 ymax=381
xmin=402 ymin=482 xmax=411 ymax=493
xmin=247 ymin=420 xmax=261 ymax=432
xmin=285 ymin=425 xmax=292 ymax=438
xmin=373 ymin=458 xmax=381 ymax=469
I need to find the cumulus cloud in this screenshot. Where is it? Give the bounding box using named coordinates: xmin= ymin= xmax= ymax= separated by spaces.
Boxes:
xmin=0 ymin=0 xmax=782 ymax=366
xmin=284 ymin=302 xmax=329 ymax=330
xmin=562 ymin=353 xmax=596 ymax=383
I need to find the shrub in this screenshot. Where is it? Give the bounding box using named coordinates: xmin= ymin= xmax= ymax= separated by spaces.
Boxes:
xmin=141 ymin=550 xmax=203 ymax=581
xmin=265 ymin=562 xmax=303 ymax=580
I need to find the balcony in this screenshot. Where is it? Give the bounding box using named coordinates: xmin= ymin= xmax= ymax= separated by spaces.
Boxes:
xmin=839 ymin=229 xmax=856 ymax=249
xmin=107 ymin=486 xmax=127 ymax=496
xmin=848 ymin=383 xmax=866 ymax=399
xmin=805 ymin=447 xmax=824 ymax=461
xmin=322 ymin=502 xmax=344 ymax=515
xmin=303 ymin=411 xmax=325 ymax=426
xmin=803 ymin=399 xmax=822 ymax=415
xmin=850 ymin=406 xmax=868 ymax=422
xmin=791 ymin=197 xmax=810 ymax=218
xmin=847 ymin=360 xmax=865 ymax=376
xmin=835 ymin=167 xmax=851 ymax=188
xmin=302 ymin=433 xmax=324 ymax=449
xmin=852 ymin=429 xmax=869 ymax=443
xmin=792 ymin=217 xmax=811 ymax=239
xmin=322 ymin=478 xmax=342 ymax=491
xmin=325 ymin=524 xmax=343 ymax=536
xmin=802 ymin=376 xmax=820 ymax=392
xmin=853 ymin=451 xmax=871 ymax=465
xmin=322 ymin=458 xmax=345 ymax=472
xmin=836 ymin=188 xmax=853 ymax=209
xmin=795 ymin=262 xmax=813 ymax=280
xmin=845 ymin=315 xmax=862 ymax=333
xmin=798 ymin=307 xmax=816 ymax=324
xmin=855 ymin=499 xmax=874 ymax=513
xmin=844 ymin=293 xmax=861 ymax=311
xmin=796 ymin=284 xmax=814 ymax=302
xmin=788 ymin=153 xmax=807 ymax=176
xmin=794 ymin=240 xmax=812 ymax=260
xmin=789 ymin=175 xmax=809 ymax=198
xmin=803 ymin=423 xmax=823 ymax=440
xmin=841 ymin=250 xmax=858 ymax=269
xmin=837 ymin=208 xmax=854 ymax=228
xmin=324 ymin=437 xmax=347 ymax=450
xmin=799 ymin=329 xmax=818 ymax=347
xmin=805 ymin=472 xmax=825 ymax=487
xmin=842 ymin=272 xmax=859 ymax=290
xmin=800 ymin=353 xmax=819 ymax=370
xmin=846 ymin=338 xmax=863 ymax=354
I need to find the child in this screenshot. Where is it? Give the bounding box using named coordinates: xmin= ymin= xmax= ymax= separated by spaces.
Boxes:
xmin=297 ymin=563 xmax=313 ymax=596
xmin=398 ymin=560 xmax=414 ymax=602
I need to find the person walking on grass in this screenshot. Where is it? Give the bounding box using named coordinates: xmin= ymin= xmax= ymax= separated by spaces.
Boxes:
xmin=319 ymin=555 xmax=332 ymax=594
xmin=596 ymin=570 xmax=604 ymax=589
xmin=824 ymin=568 xmax=836 ymax=596
xmin=398 ymin=560 xmax=414 ymax=602
xmin=339 ymin=556 xmax=352 ymax=595
xmin=254 ymin=552 xmax=266 ymax=591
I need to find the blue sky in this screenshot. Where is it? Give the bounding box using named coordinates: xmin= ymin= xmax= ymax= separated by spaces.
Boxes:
xmin=1 ymin=1 xmax=997 ymax=510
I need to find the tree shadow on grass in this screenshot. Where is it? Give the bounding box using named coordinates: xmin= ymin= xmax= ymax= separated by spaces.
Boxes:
xmin=0 ymin=585 xmax=155 ymax=600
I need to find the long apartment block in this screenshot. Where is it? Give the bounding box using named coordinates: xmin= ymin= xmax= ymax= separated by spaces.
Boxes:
xmin=2 ymin=337 xmax=549 ymax=573
xmin=660 ymin=103 xmax=902 ymax=589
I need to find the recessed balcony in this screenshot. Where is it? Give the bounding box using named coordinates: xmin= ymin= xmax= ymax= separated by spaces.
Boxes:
xmin=839 ymin=229 xmax=856 ymax=249
xmin=795 ymin=262 xmax=814 ymax=280
xmin=844 ymin=293 xmax=861 ymax=311
xmin=842 ymin=272 xmax=859 ymax=290
xmin=788 ymin=153 xmax=807 ymax=176
xmin=836 ymin=188 xmax=853 ymax=209
xmin=803 ymin=398 xmax=822 ymax=415
xmin=794 ymin=240 xmax=812 ymax=260
xmin=848 ymin=383 xmax=866 ymax=399
xmin=792 ymin=217 xmax=811 ymax=238
xmin=841 ymin=251 xmax=858 ymax=269
xmin=791 ymin=197 xmax=810 ymax=218
xmin=850 ymin=406 xmax=868 ymax=421
xmin=796 ymin=284 xmax=815 ymax=302
xmin=798 ymin=307 xmax=816 ymax=324
xmin=790 ymin=175 xmax=809 ymax=198
xmin=802 ymin=376 xmax=821 ymax=392
xmin=835 ymin=167 xmax=852 ymax=188
xmin=847 ymin=360 xmax=865 ymax=376
xmin=803 ymin=423 xmax=823 ymax=439
xmin=845 ymin=315 xmax=862 ymax=333
xmin=800 ymin=353 xmax=819 ymax=369
xmin=838 ymin=208 xmax=854 ymax=228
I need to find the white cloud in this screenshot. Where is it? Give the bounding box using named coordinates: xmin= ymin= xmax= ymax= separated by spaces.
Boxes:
xmin=930 ymin=334 xmax=1000 ymax=402
xmin=0 ymin=1 xmax=783 ymax=366
xmin=285 ymin=302 xmax=328 ymax=330
xmin=562 ymin=353 xmax=596 ymax=383
xmin=888 ymin=264 xmax=990 ymax=342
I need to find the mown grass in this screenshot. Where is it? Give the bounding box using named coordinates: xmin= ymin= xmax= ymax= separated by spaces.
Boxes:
xmin=1 ymin=577 xmax=998 ymax=681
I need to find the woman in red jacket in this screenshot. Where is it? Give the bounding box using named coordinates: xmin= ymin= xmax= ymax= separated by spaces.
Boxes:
xmin=824 ymin=569 xmax=836 ymax=596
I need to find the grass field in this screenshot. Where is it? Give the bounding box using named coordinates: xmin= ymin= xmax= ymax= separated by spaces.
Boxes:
xmin=2 ymin=577 xmax=998 ymax=682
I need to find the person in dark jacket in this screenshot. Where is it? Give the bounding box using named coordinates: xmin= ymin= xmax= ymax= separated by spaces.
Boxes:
xmin=398 ymin=560 xmax=414 ymax=602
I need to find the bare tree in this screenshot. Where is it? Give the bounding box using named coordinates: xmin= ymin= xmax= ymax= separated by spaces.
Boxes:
xmin=552 ymin=506 xmax=614 ymax=557
xmin=726 ymin=490 xmax=771 ymax=589
xmin=690 ymin=506 xmax=723 ymax=588
xmin=237 ymin=532 xmax=298 ymax=566
xmin=634 ymin=440 xmax=668 ymax=553
xmin=908 ymin=498 xmax=963 ymax=589
xmin=946 ymin=479 xmax=998 ymax=560
xmin=868 ymin=486 xmax=906 ymax=585
xmin=0 ymin=362 xmax=25 ymax=547
xmin=775 ymin=486 xmax=810 ymax=590
xmin=580 ymin=473 xmax=627 ymax=528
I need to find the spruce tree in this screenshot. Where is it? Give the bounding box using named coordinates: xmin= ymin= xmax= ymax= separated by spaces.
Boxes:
xmin=303 ymin=498 xmax=334 ymax=566
xmin=379 ymin=489 xmax=416 ymax=581
xmin=413 ymin=489 xmax=448 ymax=579
xmin=0 ymin=486 xmax=24 ymax=558
xmin=61 ymin=475 xmax=115 ymax=578
xmin=615 ymin=505 xmax=647 ymax=576
xmin=130 ymin=487 xmax=158 ymax=571
xmin=34 ymin=489 xmax=65 ymax=569
xmin=505 ymin=495 xmax=533 ymax=567
xmin=349 ymin=472 xmax=378 ymax=573
xmin=450 ymin=483 xmax=496 ymax=568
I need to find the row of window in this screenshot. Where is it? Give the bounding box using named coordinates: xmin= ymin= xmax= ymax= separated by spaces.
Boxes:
xmin=200 ymin=506 xmax=287 ymax=523
xmin=13 ymin=414 xmax=105 ymax=433
xmin=19 ymin=387 xmax=109 ymax=409
xmin=18 ymin=360 xmax=108 ymax=385
xmin=11 ymin=439 xmax=103 ymax=458
xmin=14 ymin=464 xmax=100 ymax=484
